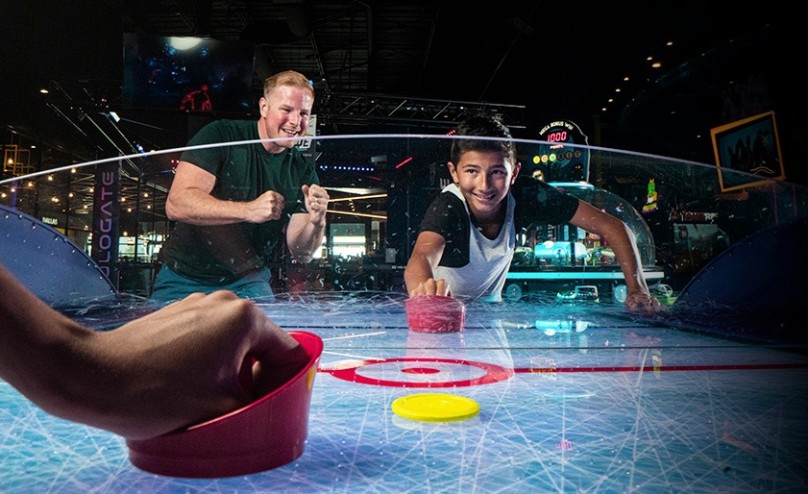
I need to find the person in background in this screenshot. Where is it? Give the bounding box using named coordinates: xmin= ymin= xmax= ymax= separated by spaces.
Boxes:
xmin=404 ymin=114 xmax=662 ymax=315
xmin=0 ymin=263 xmax=308 ymax=440
xmin=152 ymin=70 xmax=329 ymax=303
xmin=179 ymin=83 xmax=213 ymax=112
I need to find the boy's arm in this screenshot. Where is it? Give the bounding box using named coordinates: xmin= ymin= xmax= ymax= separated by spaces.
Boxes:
xmin=568 ymin=200 xmax=662 ymax=314
xmin=404 ymin=231 xmax=449 ymax=296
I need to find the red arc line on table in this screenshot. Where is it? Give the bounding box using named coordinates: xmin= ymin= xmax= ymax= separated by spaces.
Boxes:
xmin=512 ymin=363 xmax=808 ymax=373
xmin=320 ymin=358 xmax=807 ymax=388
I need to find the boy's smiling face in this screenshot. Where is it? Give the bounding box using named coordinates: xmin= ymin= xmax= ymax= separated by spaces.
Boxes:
xmin=448 ymin=150 xmax=520 ymax=222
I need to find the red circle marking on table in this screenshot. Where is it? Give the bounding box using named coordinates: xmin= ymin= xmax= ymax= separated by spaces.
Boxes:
xmin=401 ymin=367 xmax=441 ymax=374
xmin=323 ymin=357 xmax=514 ymax=388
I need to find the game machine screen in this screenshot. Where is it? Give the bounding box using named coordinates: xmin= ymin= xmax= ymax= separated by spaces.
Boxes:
xmin=530 ymin=119 xmax=590 ymax=183
xmin=122 ymin=33 xmax=255 ymax=114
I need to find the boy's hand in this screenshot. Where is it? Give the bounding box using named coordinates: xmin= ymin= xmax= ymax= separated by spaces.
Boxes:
xmin=409 ymin=278 xmax=450 ymax=297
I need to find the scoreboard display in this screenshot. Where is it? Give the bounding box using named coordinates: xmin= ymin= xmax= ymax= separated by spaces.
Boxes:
xmin=532 ymin=120 xmax=590 ymax=183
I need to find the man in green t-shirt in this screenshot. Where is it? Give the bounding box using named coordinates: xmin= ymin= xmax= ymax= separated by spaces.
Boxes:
xmin=152 ymin=70 xmax=329 ymax=303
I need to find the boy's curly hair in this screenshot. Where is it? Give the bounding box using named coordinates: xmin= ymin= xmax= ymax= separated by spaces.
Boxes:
xmin=450 ymin=114 xmax=516 ymax=164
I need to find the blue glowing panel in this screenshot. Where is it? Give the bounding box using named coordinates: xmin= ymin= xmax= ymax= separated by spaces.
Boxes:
xmin=0 ymin=204 xmax=117 ymax=308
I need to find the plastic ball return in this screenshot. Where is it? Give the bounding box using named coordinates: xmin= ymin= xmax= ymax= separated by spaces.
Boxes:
xmin=126 ymin=331 xmax=323 ymax=478
xmin=405 ymin=295 xmax=466 ymax=333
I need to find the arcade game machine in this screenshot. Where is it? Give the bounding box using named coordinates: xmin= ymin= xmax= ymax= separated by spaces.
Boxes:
xmin=504 ymin=120 xmax=667 ymax=303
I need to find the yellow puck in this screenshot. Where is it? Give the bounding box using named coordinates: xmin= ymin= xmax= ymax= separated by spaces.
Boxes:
xmin=391 ymin=393 xmax=480 ymax=422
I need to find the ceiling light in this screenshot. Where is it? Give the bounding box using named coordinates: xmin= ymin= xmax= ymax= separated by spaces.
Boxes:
xmin=170 ymin=36 xmax=202 ymax=50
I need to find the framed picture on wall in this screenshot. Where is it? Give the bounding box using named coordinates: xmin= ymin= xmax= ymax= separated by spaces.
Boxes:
xmin=710 ymin=111 xmax=785 ymax=192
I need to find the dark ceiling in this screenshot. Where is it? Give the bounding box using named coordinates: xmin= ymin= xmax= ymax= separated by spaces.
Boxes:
xmin=0 ymin=1 xmax=798 ymax=183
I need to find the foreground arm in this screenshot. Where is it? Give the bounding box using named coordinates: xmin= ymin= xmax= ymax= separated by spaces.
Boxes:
xmin=286 ymin=184 xmax=329 ymax=262
xmin=569 ymin=201 xmax=663 ymax=315
xmin=404 ymin=231 xmax=450 ymax=297
xmin=0 ymin=264 xmax=307 ymax=440
xmin=165 ymin=161 xmax=287 ymax=225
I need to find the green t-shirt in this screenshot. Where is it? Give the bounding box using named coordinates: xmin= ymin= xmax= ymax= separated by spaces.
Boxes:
xmin=160 ymin=119 xmax=319 ymax=284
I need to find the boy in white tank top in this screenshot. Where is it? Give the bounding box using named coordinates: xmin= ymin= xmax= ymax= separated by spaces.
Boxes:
xmin=404 ymin=114 xmax=662 ymax=315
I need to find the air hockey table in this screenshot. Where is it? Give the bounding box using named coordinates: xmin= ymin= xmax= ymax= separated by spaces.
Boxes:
xmin=2 ymin=293 xmax=807 ymax=493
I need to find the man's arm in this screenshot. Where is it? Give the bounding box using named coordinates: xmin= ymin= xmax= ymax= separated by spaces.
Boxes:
xmin=568 ymin=200 xmax=662 ymax=314
xmin=285 ymin=184 xmax=329 ymax=262
xmin=165 ymin=161 xmax=286 ymax=225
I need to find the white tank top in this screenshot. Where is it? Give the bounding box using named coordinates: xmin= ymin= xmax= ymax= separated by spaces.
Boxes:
xmin=433 ymin=184 xmax=515 ymax=302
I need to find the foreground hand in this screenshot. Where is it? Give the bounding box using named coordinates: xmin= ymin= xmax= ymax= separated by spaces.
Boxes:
xmin=409 ymin=278 xmax=450 ymax=297
xmin=76 ymin=291 xmax=308 ymax=439
xmin=624 ymin=292 xmax=664 ymax=316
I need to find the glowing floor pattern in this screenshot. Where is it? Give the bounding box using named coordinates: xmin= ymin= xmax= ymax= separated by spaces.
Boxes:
xmin=2 ymin=297 xmax=807 ymax=493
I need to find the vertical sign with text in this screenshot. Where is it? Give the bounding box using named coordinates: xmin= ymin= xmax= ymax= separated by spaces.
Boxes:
xmin=92 ymin=160 xmax=121 ymax=288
